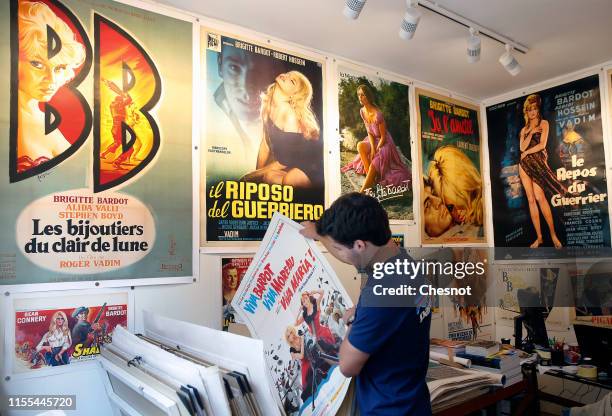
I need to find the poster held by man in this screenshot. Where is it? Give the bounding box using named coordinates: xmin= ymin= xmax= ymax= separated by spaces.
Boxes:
xmin=231 ymin=213 xmax=351 ymax=415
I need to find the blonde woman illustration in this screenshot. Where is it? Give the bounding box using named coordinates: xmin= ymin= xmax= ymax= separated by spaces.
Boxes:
xmin=241 ymin=71 xmax=323 ymax=188
xmin=35 ymin=310 xmax=72 ymax=366
xmin=428 ymin=146 xmax=483 ymax=227
xmin=16 ymin=1 xmax=86 ymax=172
xmin=422 ymin=184 xmax=453 ymax=237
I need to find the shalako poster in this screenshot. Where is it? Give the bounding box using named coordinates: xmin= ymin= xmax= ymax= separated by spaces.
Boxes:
xmin=13 ymin=290 xmax=129 ymax=374
xmin=416 ymin=89 xmax=486 ymax=244
xmin=0 ymin=0 xmax=193 ymax=285
xmin=486 ymin=75 xmax=609 ymax=254
xmin=15 ymin=304 xmax=128 ymax=372
xmin=202 ymin=30 xmax=325 ymax=243
xmin=337 ymin=66 xmax=413 ymax=221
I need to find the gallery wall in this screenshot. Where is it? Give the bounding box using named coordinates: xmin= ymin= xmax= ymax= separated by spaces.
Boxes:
xmin=1 ymin=0 xmax=612 ymax=413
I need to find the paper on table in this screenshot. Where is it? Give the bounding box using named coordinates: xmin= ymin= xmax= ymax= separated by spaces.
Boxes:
xmin=430 ymin=351 xmax=472 ymax=368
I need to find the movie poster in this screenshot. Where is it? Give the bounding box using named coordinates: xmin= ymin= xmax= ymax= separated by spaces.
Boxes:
xmin=486 ymin=75 xmax=609 ymax=254
xmin=12 ymin=291 xmax=129 ymax=374
xmin=570 ymin=263 xmax=612 ymax=326
xmin=494 ymin=265 xmax=566 ymax=328
xmin=232 ymin=213 xmax=351 ymax=415
xmin=0 ymin=0 xmax=194 ymax=285
xmin=337 ymin=67 xmax=413 ymax=220
xmin=392 ymin=233 xmax=405 ymax=247
xmin=441 ymin=298 xmax=493 ymax=341
xmin=202 ymin=30 xmax=325 ymax=243
xmin=416 ymin=89 xmax=486 ymax=244
xmin=221 ymin=256 xmax=251 ymax=330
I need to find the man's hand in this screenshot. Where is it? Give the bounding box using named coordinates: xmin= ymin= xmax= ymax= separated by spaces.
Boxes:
xmin=299 ymin=221 xmax=319 ymax=240
xmin=343 ymin=306 xmax=356 ymax=324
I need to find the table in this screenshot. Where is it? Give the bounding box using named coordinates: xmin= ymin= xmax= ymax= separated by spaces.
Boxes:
xmin=433 ymin=363 xmax=540 ymax=416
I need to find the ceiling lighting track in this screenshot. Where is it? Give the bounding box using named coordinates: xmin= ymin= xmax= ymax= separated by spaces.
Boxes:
xmin=416 ymin=0 xmax=529 ymax=54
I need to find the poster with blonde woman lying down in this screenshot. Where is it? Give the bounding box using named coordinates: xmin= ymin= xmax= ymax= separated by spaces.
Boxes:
xmin=416 ymin=89 xmax=486 ymax=244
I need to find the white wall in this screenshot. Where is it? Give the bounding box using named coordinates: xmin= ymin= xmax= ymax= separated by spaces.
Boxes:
xmin=2 ymin=0 xmax=612 ymax=415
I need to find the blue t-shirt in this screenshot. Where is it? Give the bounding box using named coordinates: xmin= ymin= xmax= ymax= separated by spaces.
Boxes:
xmin=348 ymin=251 xmax=432 ymax=415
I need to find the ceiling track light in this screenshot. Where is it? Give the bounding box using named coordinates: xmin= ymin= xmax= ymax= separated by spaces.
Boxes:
xmin=416 ymin=0 xmax=528 ymax=54
xmin=399 ymin=0 xmax=421 ymax=40
xmin=466 ymin=28 xmax=481 ymax=63
xmin=499 ymin=44 xmax=521 ymax=76
xmin=343 ymin=0 xmax=367 ymax=20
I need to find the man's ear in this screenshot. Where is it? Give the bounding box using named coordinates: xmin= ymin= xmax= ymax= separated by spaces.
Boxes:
xmin=353 ymin=240 xmax=367 ymax=252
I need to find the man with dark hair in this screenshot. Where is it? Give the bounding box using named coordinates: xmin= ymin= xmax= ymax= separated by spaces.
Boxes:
xmin=71 ymin=307 xmax=101 ymax=347
xmin=301 ymin=192 xmax=432 ymax=415
xmin=207 ymin=37 xmax=275 ymax=181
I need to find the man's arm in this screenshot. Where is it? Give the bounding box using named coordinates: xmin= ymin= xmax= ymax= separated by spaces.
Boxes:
xmin=339 ymin=325 xmax=370 ymax=377
xmin=300 ymin=222 xmax=373 ymax=377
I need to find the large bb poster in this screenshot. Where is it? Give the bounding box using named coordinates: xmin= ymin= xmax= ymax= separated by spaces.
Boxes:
xmin=486 ymin=75 xmax=609 ymax=252
xmin=203 ymin=30 xmax=325 ymax=243
xmin=232 ymin=213 xmax=351 ymax=415
xmin=337 ymin=66 xmax=413 ymax=220
xmin=0 ymin=0 xmax=194 ymax=285
xmin=416 ymin=89 xmax=486 ymax=244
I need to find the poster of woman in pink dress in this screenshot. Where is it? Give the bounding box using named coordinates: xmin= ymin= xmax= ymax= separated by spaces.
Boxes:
xmin=338 ymin=67 xmax=413 ymax=221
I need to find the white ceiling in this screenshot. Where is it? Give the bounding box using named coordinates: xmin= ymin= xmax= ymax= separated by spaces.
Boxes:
xmin=157 ymin=0 xmax=612 ymax=101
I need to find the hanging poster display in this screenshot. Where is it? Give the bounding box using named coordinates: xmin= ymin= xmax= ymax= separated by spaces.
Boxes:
xmin=495 ymin=265 xmax=538 ymax=328
xmin=415 ymin=89 xmax=486 ymax=244
xmin=202 ymin=30 xmax=325 ymax=243
xmin=438 ymin=248 xmax=492 ymax=340
xmin=0 ymin=0 xmax=194 ymax=285
xmin=337 ymin=66 xmax=413 ymax=221
xmin=496 ymin=265 xmax=570 ymax=331
xmin=391 ymin=233 xmax=405 ymax=247
xmin=232 ymin=213 xmax=351 ymax=415
xmin=486 ymin=75 xmax=609 ymax=254
xmin=570 ymin=262 xmax=612 ymax=326
xmin=9 ymin=290 xmax=130 ymax=376
xmin=221 ymin=256 xmax=252 ymax=330
xmin=441 ymin=299 xmax=494 ymax=341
